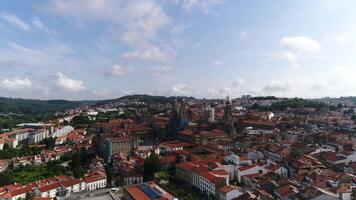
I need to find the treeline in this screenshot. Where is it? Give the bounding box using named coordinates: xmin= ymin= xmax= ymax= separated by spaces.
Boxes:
xmin=252 ymin=98 xmax=327 ymax=111
xmin=250 ymin=96 xmax=278 ymax=100
xmin=99 ymin=94 xmax=195 ymax=105
xmin=0 ymin=148 xmax=94 ymax=186
xmin=0 ymin=138 xmax=56 ymax=159
xmin=0 ymin=97 xmax=95 ymax=115
xmin=0 ymin=160 xmax=71 ymax=186
xmin=0 ymin=114 xmax=44 ymax=130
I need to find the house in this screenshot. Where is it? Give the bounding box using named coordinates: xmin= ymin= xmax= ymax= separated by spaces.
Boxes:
xmin=0 ymin=185 xmax=33 ymax=200
xmin=296 ymin=186 xmax=339 ymax=200
xmin=159 ymin=140 xmax=191 ymax=153
xmin=237 ymin=164 xmax=269 ymax=182
xmin=112 ymin=153 xmax=143 ymax=186
xmin=61 ymin=178 xmax=83 ymax=195
xmin=224 ymin=153 xmax=240 ymax=166
xmin=265 ymin=163 xmax=288 ymax=178
xmin=176 ymin=160 xmax=230 ymax=196
xmin=38 ymin=183 xmax=61 ymax=198
xmin=275 ymin=184 xmax=299 ymax=200
xmin=234 ymin=192 xmax=259 ymax=200
xmin=85 ymin=171 xmax=107 ymax=191
xmin=218 ymin=185 xmax=242 ymax=200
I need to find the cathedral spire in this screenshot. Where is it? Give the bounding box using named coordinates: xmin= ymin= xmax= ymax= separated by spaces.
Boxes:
xmin=223 ymin=96 xmax=233 ymax=121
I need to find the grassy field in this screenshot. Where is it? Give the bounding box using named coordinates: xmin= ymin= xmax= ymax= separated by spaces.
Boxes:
xmin=0 ymin=161 xmax=72 ymax=186
xmin=12 ymin=164 xmax=49 ymax=184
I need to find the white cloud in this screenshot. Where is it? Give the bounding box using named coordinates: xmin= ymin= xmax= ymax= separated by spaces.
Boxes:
xmin=174 ymin=0 xmax=223 ymax=13
xmin=148 ymin=66 xmax=172 ymax=78
xmin=207 ymin=88 xmax=216 ymax=94
xmin=1 ymin=13 xmax=30 ymax=31
xmin=218 ymin=87 xmax=232 ymax=95
xmin=121 ymin=46 xmax=169 ymax=61
xmin=255 ymin=65 xmax=356 ymax=98
xmin=93 ymin=89 xmax=110 ymax=97
xmin=31 ymin=17 xmax=48 ymax=31
xmin=48 ymin=0 xmax=172 ymax=61
xmin=0 ymin=42 xmax=76 ymax=69
xmin=281 ymin=51 xmax=298 ymax=62
xmin=55 ymin=72 xmax=85 ymax=92
xmin=238 ymin=31 xmax=248 ymax=40
xmin=214 ymin=60 xmax=223 ymax=65
xmin=172 ymin=84 xmax=190 ymax=94
xmin=105 ymin=64 xmax=132 ymax=77
xmin=324 ymin=33 xmax=356 ymax=45
xmin=280 ymin=36 xmax=320 ymax=52
xmin=1 ymin=77 xmax=32 ymax=90
xmin=232 ymin=78 xmax=246 ymax=86
xmin=263 ymin=80 xmax=290 ymax=93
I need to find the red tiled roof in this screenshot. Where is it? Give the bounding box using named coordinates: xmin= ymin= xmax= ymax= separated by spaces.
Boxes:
xmin=199 ymin=171 xmax=224 ymax=185
xmin=177 ymin=162 xmax=196 ymax=171
xmin=218 ymin=185 xmax=236 ymax=193
xmin=38 ymin=183 xmax=61 ymax=193
xmin=234 ymin=192 xmax=258 ymax=200
xmin=160 ymin=140 xmax=191 ymax=148
xmin=9 ymin=185 xmax=33 ymax=197
xmin=125 ymin=185 xmax=150 ymax=200
xmin=61 ymin=178 xmax=82 ymax=187
xmin=160 ymin=155 xmax=176 ymax=163
xmin=277 ymin=185 xmax=299 ymax=197
xmin=33 ymin=197 xmax=54 ymax=200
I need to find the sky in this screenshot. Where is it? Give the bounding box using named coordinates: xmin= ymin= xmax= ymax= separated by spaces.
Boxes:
xmin=1 ymin=0 xmax=356 ymax=100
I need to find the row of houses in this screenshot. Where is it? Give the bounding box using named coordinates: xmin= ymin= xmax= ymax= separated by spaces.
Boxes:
xmin=0 ymin=169 xmax=106 ymax=200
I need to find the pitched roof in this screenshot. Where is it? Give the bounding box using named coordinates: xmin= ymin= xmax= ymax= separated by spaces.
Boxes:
xmin=218 ymin=185 xmax=236 ymax=194
xmin=125 ymin=185 xmax=151 ymax=200
xmin=38 ymin=183 xmax=61 ymax=193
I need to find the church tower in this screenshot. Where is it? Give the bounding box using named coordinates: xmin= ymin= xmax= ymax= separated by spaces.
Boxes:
xmin=179 ymin=98 xmax=188 ymax=120
xmin=223 ymin=96 xmax=233 ymax=121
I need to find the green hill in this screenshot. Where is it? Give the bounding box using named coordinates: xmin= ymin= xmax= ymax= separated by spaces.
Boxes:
xmin=0 ymin=97 xmax=96 ymax=115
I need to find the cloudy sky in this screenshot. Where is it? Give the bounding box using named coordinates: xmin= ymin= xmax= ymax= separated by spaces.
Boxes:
xmin=1 ymin=0 xmax=356 ymax=100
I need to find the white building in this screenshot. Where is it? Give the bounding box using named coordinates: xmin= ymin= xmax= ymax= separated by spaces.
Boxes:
xmin=176 ymin=161 xmax=230 ymax=197
xmin=52 ymin=126 xmax=74 ymax=138
xmin=218 ymin=185 xmax=242 ymax=200
xmin=85 ymin=178 xmax=107 ymax=191
xmin=224 ymin=154 xmax=240 ymax=166
xmin=13 ymin=130 xmax=30 ymax=143
xmin=237 ymin=164 xmax=269 ymax=182
xmin=85 ymin=172 xmax=107 ymax=191
xmin=38 ymin=183 xmax=61 ymax=198
xmin=204 ymin=105 xmax=215 ymax=122
xmin=61 ymin=178 xmax=83 ymax=195
xmin=28 ymin=130 xmax=49 ymax=144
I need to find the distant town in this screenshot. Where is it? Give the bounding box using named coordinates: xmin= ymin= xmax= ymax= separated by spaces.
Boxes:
xmin=0 ymin=95 xmax=355 ymax=200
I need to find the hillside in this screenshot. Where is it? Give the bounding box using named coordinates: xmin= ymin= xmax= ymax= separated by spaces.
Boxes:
xmin=0 ymin=97 xmax=96 ymax=115
xmin=97 ymin=94 xmax=195 ymax=105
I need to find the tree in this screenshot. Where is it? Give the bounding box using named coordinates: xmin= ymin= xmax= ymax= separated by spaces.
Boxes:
xmin=352 ymin=115 xmax=356 ymax=121
xmin=25 ymin=192 xmax=35 ymax=200
xmin=70 ymin=151 xmax=85 ymax=178
xmin=2 ymin=143 xmax=10 ymax=150
xmin=337 ymin=103 xmax=343 ymax=109
xmin=186 ymin=154 xmax=193 ymax=161
xmin=143 ymin=153 xmax=160 ymax=181
xmin=71 ymin=115 xmax=92 ymax=127
xmin=41 ymin=137 xmax=57 ymax=149
xmin=73 ymin=167 xmax=85 ymax=178
xmin=175 ymin=154 xmax=181 ymax=164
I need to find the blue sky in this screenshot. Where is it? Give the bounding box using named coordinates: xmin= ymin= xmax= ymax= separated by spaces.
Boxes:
xmin=1 ymin=0 xmax=356 ymax=100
